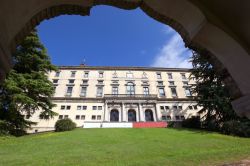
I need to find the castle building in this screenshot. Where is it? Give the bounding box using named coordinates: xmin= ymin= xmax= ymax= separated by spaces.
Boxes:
xmin=27 ymin=66 xmax=201 ymax=133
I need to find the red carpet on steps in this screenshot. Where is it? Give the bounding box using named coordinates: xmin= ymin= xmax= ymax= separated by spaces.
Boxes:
xmin=133 ymin=122 xmax=167 ymax=128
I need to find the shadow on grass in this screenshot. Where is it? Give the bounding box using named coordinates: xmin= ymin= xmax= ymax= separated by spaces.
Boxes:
xmin=166 ymin=127 xmax=219 ymax=135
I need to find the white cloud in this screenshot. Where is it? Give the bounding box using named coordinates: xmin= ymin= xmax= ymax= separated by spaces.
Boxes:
xmin=151 ymin=27 xmax=192 ymax=68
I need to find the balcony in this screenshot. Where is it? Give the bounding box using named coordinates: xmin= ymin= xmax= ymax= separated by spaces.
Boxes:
xmin=104 ymin=94 xmax=157 ymax=100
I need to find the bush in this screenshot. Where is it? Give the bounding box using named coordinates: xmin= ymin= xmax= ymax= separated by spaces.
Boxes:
xmin=0 ymin=120 xmax=11 ymax=135
xmin=55 ymin=118 xmax=76 ymax=132
xmin=221 ymin=120 xmax=250 ymax=137
xmin=167 ymin=121 xmax=182 ymax=128
xmin=182 ymin=117 xmax=201 ymax=129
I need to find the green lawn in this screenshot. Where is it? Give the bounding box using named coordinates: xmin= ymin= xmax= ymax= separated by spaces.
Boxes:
xmin=0 ymin=128 xmax=250 ymax=166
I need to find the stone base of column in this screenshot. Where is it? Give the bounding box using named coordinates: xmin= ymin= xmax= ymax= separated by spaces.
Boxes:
xmin=232 ymin=94 xmax=250 ymax=119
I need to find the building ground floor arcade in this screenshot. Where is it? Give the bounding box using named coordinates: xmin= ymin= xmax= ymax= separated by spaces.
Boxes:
xmin=26 ymin=97 xmax=201 ymax=133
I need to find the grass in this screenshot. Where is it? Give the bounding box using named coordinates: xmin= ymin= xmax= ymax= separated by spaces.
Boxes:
xmin=0 ymin=128 xmax=250 ymax=166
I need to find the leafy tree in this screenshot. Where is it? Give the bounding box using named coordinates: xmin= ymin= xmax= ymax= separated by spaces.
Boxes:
xmin=0 ymin=29 xmax=57 ymax=136
xmin=190 ymin=51 xmax=238 ymax=130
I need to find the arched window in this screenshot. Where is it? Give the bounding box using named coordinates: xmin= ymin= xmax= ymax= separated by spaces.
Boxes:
xmin=110 ymin=109 xmax=119 ymax=122
xmin=145 ymin=109 xmax=154 ymax=122
xmin=128 ymin=109 xmax=136 ymax=122
xmin=126 ymin=82 xmax=135 ymax=95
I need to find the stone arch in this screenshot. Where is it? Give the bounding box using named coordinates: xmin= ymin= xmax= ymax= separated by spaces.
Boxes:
xmin=0 ymin=0 xmax=250 ymax=117
xmin=110 ymin=109 xmax=119 ymax=122
xmin=145 ymin=109 xmax=154 ymax=122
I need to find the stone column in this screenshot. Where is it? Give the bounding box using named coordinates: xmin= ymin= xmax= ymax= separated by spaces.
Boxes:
xmin=154 ymin=103 xmax=159 ymax=122
xmin=104 ymin=102 xmax=109 ymax=122
xmin=121 ymin=103 xmax=125 ymax=122
xmin=137 ymin=103 xmax=141 ymax=122
xmin=140 ymin=104 xmax=144 ymax=122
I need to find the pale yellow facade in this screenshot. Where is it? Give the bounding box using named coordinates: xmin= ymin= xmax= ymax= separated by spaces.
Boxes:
xmin=27 ymin=66 xmax=201 ymax=133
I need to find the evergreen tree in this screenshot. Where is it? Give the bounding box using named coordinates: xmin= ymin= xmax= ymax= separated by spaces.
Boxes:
xmin=190 ymin=51 xmax=238 ymax=130
xmin=0 ymin=30 xmax=57 ymax=136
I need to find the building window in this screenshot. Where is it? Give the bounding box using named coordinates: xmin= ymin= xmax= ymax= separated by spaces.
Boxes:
xmin=98 ymin=106 xmax=102 ymax=110
xmin=158 ymin=81 xmax=163 ymax=86
xmin=55 ymin=71 xmax=60 ymax=77
xmin=98 ymin=80 xmax=103 ymax=84
xmin=71 ymin=71 xmax=76 ymax=77
xmin=64 ymin=115 xmax=69 ymax=119
xmin=66 ymin=106 xmax=71 ymax=110
xmin=162 ymin=116 xmax=167 ymax=120
xmin=99 ymin=72 xmax=103 ymax=78
xmin=171 ymin=87 xmax=177 ymax=97
xmin=59 ymin=115 xmax=63 ymax=119
xmin=165 ymin=106 xmax=170 ymax=110
xmin=160 ymin=106 xmax=164 ymax=110
xmin=69 ymin=79 xmax=75 ymax=84
xmin=175 ymin=116 xmax=180 ymax=120
xmin=97 ymin=115 xmax=101 ymax=120
xmin=178 ymin=106 xmax=183 ymax=110
xmin=92 ymin=115 xmax=96 ymax=120
xmin=181 ymin=73 xmax=186 ymax=79
xmin=80 ymin=87 xmax=87 ymax=97
xmin=183 ymin=81 xmax=188 ymax=86
xmin=66 ymin=86 xmax=73 ymax=96
xmin=181 ymin=116 xmax=185 ymax=120
xmin=167 ymin=116 xmax=171 ymax=120
xmin=82 ymin=80 xmax=88 ymax=84
xmin=96 ymin=87 xmax=103 ymax=97
xmin=77 ymin=106 xmax=81 ymax=110
xmin=168 ymin=73 xmax=173 ymax=79
xmin=188 ymin=106 xmax=193 ymax=110
xmin=81 ymin=115 xmax=85 ymax=120
xmin=93 ymin=106 xmax=97 ymax=110
xmin=184 ymin=87 xmax=192 ymax=97
xmin=53 ymin=79 xmax=58 ymax=84
xmin=112 ymin=87 xmax=119 ymax=96
xmin=82 ymin=106 xmax=87 ymax=110
xmin=143 ymin=87 xmax=149 ymax=96
xmin=76 ymin=115 xmax=80 ymax=120
xmin=61 ymin=105 xmax=65 ymax=110
xmin=158 ymin=88 xmax=165 ymax=97
xmin=169 ymin=81 xmax=175 ymax=86
xmin=193 ymin=105 xmax=198 ymax=110
xmin=157 ymin=73 xmax=162 ymax=79
xmin=84 ymin=72 xmax=89 ymax=78
xmin=126 ymin=82 xmax=135 ymax=95
xmin=173 ymin=106 xmax=178 ymax=110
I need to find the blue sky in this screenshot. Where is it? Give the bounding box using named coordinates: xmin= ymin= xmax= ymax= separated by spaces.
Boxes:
xmin=37 ymin=5 xmax=192 ymax=68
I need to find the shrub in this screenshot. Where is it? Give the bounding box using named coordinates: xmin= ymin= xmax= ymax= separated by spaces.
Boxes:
xmin=167 ymin=121 xmax=182 ymax=128
xmin=0 ymin=120 xmax=11 ymax=135
xmin=182 ymin=117 xmax=201 ymax=129
xmin=221 ymin=120 xmax=250 ymax=137
xmin=55 ymin=118 xmax=76 ymax=132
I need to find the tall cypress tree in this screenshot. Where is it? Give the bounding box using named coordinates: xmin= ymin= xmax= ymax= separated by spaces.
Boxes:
xmin=0 ymin=29 xmax=57 ymax=136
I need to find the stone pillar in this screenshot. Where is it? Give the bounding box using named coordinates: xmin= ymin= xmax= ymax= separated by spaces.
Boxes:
xmin=140 ymin=104 xmax=145 ymax=122
xmin=154 ymin=103 xmax=159 ymax=121
xmin=121 ymin=103 xmax=125 ymax=122
xmin=104 ymin=102 xmax=109 ymax=122
xmin=138 ymin=103 xmax=141 ymax=122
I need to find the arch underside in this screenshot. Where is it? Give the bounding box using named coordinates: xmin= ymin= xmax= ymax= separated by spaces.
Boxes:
xmin=5 ymin=0 xmax=250 ymax=117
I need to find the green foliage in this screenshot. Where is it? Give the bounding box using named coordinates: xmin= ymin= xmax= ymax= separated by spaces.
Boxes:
xmin=182 ymin=117 xmax=201 ymax=129
xmin=55 ymin=118 xmax=76 ymax=132
xmin=0 ymin=29 xmax=57 ymax=136
xmin=221 ymin=120 xmax=250 ymax=137
xmin=0 ymin=120 xmax=11 ymax=135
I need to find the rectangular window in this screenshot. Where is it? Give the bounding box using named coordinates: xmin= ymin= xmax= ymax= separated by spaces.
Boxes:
xmin=64 ymin=115 xmax=69 ymax=119
xmin=93 ymin=106 xmax=97 ymax=110
xmin=98 ymin=106 xmax=102 ymax=110
xmin=158 ymin=88 xmax=165 ymax=97
xmin=68 ymin=79 xmax=75 ymax=84
xmin=82 ymin=80 xmax=88 ymax=84
xmin=143 ymin=87 xmax=149 ymax=96
xmin=181 ymin=73 xmax=186 ymax=79
xmin=92 ymin=115 xmax=96 ymax=120
xmin=82 ymin=106 xmax=87 ymax=110
xmin=173 ymin=106 xmax=178 ymax=110
xmin=55 ymin=71 xmax=60 ymax=77
xmin=158 ymin=81 xmax=163 ymax=86
xmin=184 ymin=87 xmax=192 ymax=97
xmin=61 ymin=105 xmax=65 ymax=110
xmin=175 ymin=116 xmax=180 ymax=120
xmin=77 ymin=106 xmax=81 ymax=110
xmin=167 ymin=115 xmax=171 ymax=120
xmin=126 ymin=83 xmax=135 ymax=95
xmin=66 ymin=106 xmax=71 ymax=110
xmin=66 ymin=86 xmax=73 ymax=96
xmin=169 ymin=81 xmax=175 ymax=86
xmin=165 ymin=106 xmax=170 ymax=110
xmin=76 ymin=115 xmax=80 ymax=120
xmin=53 ymin=79 xmax=58 ymax=84
xmin=171 ymin=88 xmax=177 ymax=97
xmin=80 ymin=87 xmax=87 ymax=97
xmin=97 ymin=115 xmax=101 ymax=120
xmin=160 ymin=106 xmax=164 ymax=110
xmin=157 ymin=73 xmax=162 ymax=79
xmin=168 ymin=73 xmax=173 ymax=79
xmin=59 ymin=115 xmax=63 ymax=119
xmin=84 ymin=72 xmax=89 ymax=78
xmin=162 ymin=116 xmax=167 ymax=120
xmin=193 ymin=105 xmax=198 ymax=110
xmin=71 ymin=71 xmax=76 ymax=77
xmin=112 ymin=87 xmax=119 ymax=96
xmin=99 ymin=72 xmax=103 ymax=78
xmin=98 ymin=80 xmax=103 ymax=84
xmin=178 ymin=106 xmax=183 ymax=110
xmin=81 ymin=115 xmax=85 ymax=120
xmin=188 ymin=106 xmax=193 ymax=110
xmin=96 ymin=87 xmax=103 ymax=97
xmin=183 ymin=81 xmax=188 ymax=86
